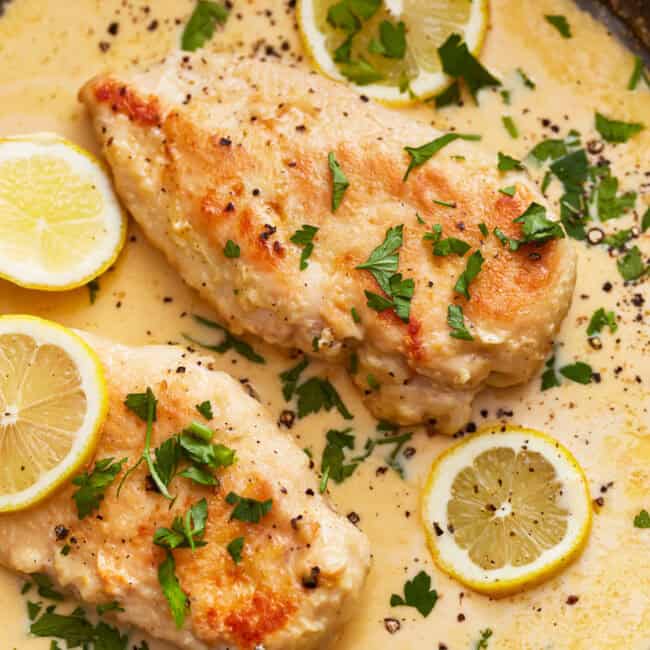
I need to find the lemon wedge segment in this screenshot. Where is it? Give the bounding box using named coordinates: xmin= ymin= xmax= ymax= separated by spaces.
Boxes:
xmin=422 ymin=426 xmax=592 ymax=597
xmin=298 ymin=0 xmax=489 ymax=104
xmin=0 ymin=315 xmax=107 ymax=512
xmin=0 ymin=133 xmax=126 ymax=290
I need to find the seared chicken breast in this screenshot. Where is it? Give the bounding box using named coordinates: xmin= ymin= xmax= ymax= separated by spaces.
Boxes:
xmin=79 ymin=53 xmax=576 ymax=432
xmin=0 ymin=335 xmax=370 ymax=650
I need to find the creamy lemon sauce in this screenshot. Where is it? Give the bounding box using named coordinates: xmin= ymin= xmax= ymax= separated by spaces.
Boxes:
xmin=0 ymin=0 xmax=649 ymax=648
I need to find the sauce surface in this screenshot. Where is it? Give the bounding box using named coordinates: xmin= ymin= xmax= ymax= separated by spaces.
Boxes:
xmin=0 ymin=0 xmax=649 ymax=648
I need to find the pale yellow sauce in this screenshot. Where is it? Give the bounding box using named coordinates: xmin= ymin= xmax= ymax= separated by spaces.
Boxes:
xmin=0 ymin=0 xmax=649 ymax=648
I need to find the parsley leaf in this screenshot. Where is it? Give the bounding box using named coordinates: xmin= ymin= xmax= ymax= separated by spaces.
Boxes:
xmin=437 ymin=33 xmax=500 ymax=100
xmin=628 ymin=56 xmax=650 ymax=91
xmin=152 ymin=436 xmax=182 ymax=488
xmin=122 ymin=387 xmax=173 ymax=500
xmin=587 ymin=308 xmax=617 ymax=337
xmin=154 ymin=499 xmax=208 ymax=552
xmin=186 ymin=314 xmax=265 ymax=363
xmin=279 ymin=357 xmax=309 ymax=401
xmin=31 ymin=573 xmax=64 ymax=601
xmin=95 ymin=621 xmax=128 ymax=650
xmin=87 ymin=278 xmax=100 ymax=304
xmin=328 ymin=152 xmax=350 ymax=211
xmin=545 ymin=14 xmax=572 ymax=38
xmin=327 ymin=1 xmax=359 ymax=31
xmin=634 ymin=509 xmax=650 ymax=528
xmin=390 ymin=570 xmax=438 ymax=617
xmin=517 ymin=68 xmax=536 ymax=89
xmin=30 ymin=610 xmax=95 ymax=645
xmin=27 ymin=601 xmax=42 ymax=621
xmin=454 ymin=250 xmax=484 ymax=299
xmin=550 ymin=149 xmax=589 ymax=191
xmin=320 ymin=428 xmax=358 ymax=492
xmin=403 ymin=133 xmax=481 ymax=181
xmin=642 ymin=207 xmax=650 ymax=233
xmin=541 ymin=355 xmax=561 ymax=391
xmin=502 ymin=116 xmax=519 ymax=139
xmin=499 ymin=185 xmax=516 ymax=197
xmin=432 ymin=236 xmax=470 ymax=257
xmin=179 ymin=433 xmax=235 ymax=470
xmin=595 ymin=112 xmax=644 ymax=143
xmin=476 ymin=628 xmax=494 ymax=649
xmin=158 ymin=550 xmax=188 ymax=628
xmin=493 ymin=226 xmax=520 ymax=251
xmin=602 ymin=228 xmax=633 ymax=249
xmin=195 ymin=400 xmax=213 ymax=420
xmin=223 ymin=240 xmax=240 ymax=258
xmin=617 ymin=246 xmax=647 ymax=281
xmin=348 ymin=0 xmax=381 ymax=19
xmin=369 ymin=20 xmax=406 ymax=59
xmin=435 ymin=81 xmax=462 ymax=108
xmin=290 ymin=225 xmax=319 ymax=270
xmin=596 ymin=171 xmax=636 ymax=221
xmin=226 ymin=492 xmax=272 ymax=523
xmin=181 ymin=1 xmax=229 ymax=52
xmin=514 ymin=202 xmax=565 ymax=245
xmin=365 ymin=290 xmax=395 ymax=312
xmin=339 ymin=58 xmax=384 ymax=85
xmin=559 ymin=361 xmax=593 ymax=384
xmin=72 ymin=458 xmax=127 ymax=519
xmin=96 ymin=601 xmax=124 ymax=615
xmin=498 ymin=151 xmax=523 ymax=171
xmin=447 ymin=304 xmax=473 ymax=340
xmin=227 ymin=536 xmax=245 ymax=563
xmin=529 ymin=138 xmax=569 ymax=162
xmin=295 ymin=376 xmax=353 ymax=420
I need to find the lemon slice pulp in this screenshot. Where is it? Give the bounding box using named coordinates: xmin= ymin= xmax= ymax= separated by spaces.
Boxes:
xmin=298 ymin=0 xmax=489 ymax=104
xmin=0 ymin=315 xmax=107 ymax=512
xmin=422 ymin=426 xmax=592 ymax=597
xmin=0 ymin=133 xmax=126 ymax=290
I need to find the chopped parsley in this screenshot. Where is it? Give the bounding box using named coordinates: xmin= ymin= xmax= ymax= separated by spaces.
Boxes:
xmin=595 ymin=170 xmax=637 ymax=221
xmin=403 ymin=132 xmax=481 ymax=181
xmin=454 ymin=250 xmax=484 ymax=300
xmin=320 ymin=428 xmax=358 ymax=492
xmin=479 ymin=222 xmax=489 ymax=236
xmin=368 ymin=20 xmax=406 ymax=59
xmin=351 ymin=306 xmax=361 ymax=323
xmin=550 ymin=149 xmax=589 ymax=191
xmin=154 ymin=499 xmax=208 ymax=552
xmin=642 ymin=208 xmax=650 ymax=233
xmin=339 ymin=58 xmax=384 ymax=85
xmin=514 ymin=202 xmax=564 ymax=245
xmin=72 ymin=457 xmax=127 ymax=519
xmin=517 ymin=68 xmax=536 ymax=89
xmin=226 ymin=492 xmax=272 ymax=523
xmin=476 ymin=628 xmax=494 ymax=649
xmin=87 ymin=279 xmax=100 ymax=304
xmin=158 ymin=550 xmax=188 ymax=628
xmin=356 ymin=225 xmax=414 ymax=322
xmin=587 ymin=308 xmax=617 ymax=337
xmin=327 ymin=1 xmax=359 ymax=32
xmin=279 ymin=357 xmax=309 ymax=401
xmin=390 ymin=570 xmax=438 ymax=617
xmin=545 ymin=14 xmax=572 ymax=38
xmin=328 ymin=152 xmax=350 ymax=211
xmin=30 ymin=610 xmax=96 ymax=645
xmin=295 ymin=376 xmax=353 ymax=420
xmin=227 ymin=536 xmax=245 ymax=563
xmin=499 ymin=185 xmax=516 ymax=197
xmin=27 ymin=601 xmax=42 ymax=621
xmin=31 ymin=573 xmax=64 ymax=601
xmin=628 ymin=56 xmax=650 ymax=91
xmin=447 ymin=304 xmax=473 ymax=341
xmin=634 ymin=510 xmax=650 ymax=528
xmin=559 ymin=361 xmax=593 ymax=385
xmin=185 ymin=314 xmax=265 ymax=363
xmin=96 ymin=601 xmax=124 ymax=615
xmin=595 ymin=112 xmax=644 ymax=143
xmin=433 ymin=198 xmax=456 ymax=208
xmin=290 ymin=225 xmax=319 ymax=270
xmin=223 ymin=240 xmax=240 ymax=258
xmin=435 ymin=81 xmax=462 ymax=108
xmin=602 ymin=228 xmax=633 ymax=249
xmin=502 ymin=116 xmax=519 ymax=139
xmin=430 ymin=235 xmax=470 ymax=257
xmin=617 ymin=246 xmax=647 ymax=281
xmin=181 ymin=0 xmax=229 ymax=52
xmin=437 ymin=33 xmax=500 ymax=100
xmin=195 ymin=400 xmax=213 ymax=420
xmin=541 ymin=355 xmax=561 ymax=391
xmin=498 ymin=152 xmax=523 ymax=171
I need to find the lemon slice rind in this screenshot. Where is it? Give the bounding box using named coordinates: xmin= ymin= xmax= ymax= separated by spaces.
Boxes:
xmin=0 ymin=315 xmax=107 ymax=512
xmin=297 ymin=0 xmax=489 ymax=105
xmin=422 ymin=426 xmax=592 ymax=597
xmin=0 ymin=133 xmax=126 ymax=291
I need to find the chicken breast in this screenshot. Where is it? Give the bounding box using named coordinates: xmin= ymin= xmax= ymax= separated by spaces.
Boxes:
xmin=0 ymin=335 xmax=370 ymax=650
xmin=79 ymin=53 xmax=576 ymax=433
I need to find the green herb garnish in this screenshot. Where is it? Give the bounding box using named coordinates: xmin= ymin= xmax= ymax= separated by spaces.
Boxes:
xmin=154 ymin=499 xmax=208 ymax=552
xmin=368 ymin=20 xmax=406 ymax=59
xmin=72 ymin=458 xmax=127 ymax=519
xmin=158 ymin=551 xmax=188 ymax=628
xmin=223 ymin=240 xmax=240 ymax=258
xmin=498 ymin=151 xmax=523 ymax=171
xmin=587 ymin=308 xmax=617 ymax=337
xmin=227 ymin=536 xmax=245 ymax=563
xmin=502 ymin=116 xmax=518 ymax=139
xmin=181 ymin=0 xmax=229 ymax=52
xmin=226 ymin=492 xmax=272 ymax=523
xmin=617 ymin=246 xmax=647 ymax=281
xmin=403 ymin=132 xmax=481 ymax=181
xmin=390 ymin=570 xmax=438 ymax=617
xmin=634 ymin=509 xmax=650 ymax=528
xmin=328 ymin=152 xmax=350 ymax=211
xmin=541 ymin=355 xmax=561 ymax=391
xmin=290 ymin=225 xmax=319 ymax=270
xmin=595 ymin=112 xmax=644 ymax=143
xmin=195 ymin=400 xmax=213 ymax=420
xmin=559 ymin=361 xmax=593 ymax=384
xmin=545 ymin=14 xmax=572 ymax=38
xmin=454 ymin=250 xmax=484 ymax=300
xmin=447 ymin=304 xmax=473 ymax=340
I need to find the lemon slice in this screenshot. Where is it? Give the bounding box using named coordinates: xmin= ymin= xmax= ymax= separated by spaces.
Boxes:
xmin=0 ymin=133 xmax=126 ymax=291
xmin=422 ymin=426 xmax=592 ymax=597
xmin=298 ymin=0 xmax=489 ymax=104
xmin=0 ymin=315 xmax=108 ymax=512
